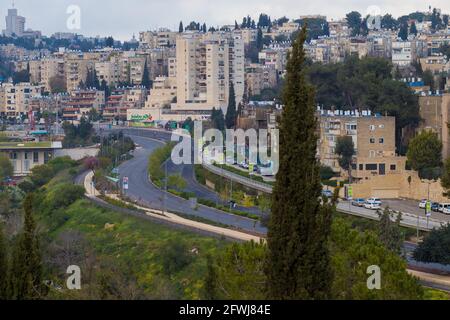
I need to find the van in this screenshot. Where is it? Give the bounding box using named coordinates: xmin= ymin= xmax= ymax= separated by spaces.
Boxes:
xmin=438 ymin=203 xmax=450 ymax=212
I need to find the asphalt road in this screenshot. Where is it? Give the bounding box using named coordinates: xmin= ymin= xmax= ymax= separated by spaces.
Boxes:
xmin=117 ymin=133 xmax=266 ymax=234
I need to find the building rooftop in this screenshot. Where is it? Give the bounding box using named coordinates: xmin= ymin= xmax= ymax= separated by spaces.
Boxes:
xmin=0 ymin=141 xmax=62 ymax=150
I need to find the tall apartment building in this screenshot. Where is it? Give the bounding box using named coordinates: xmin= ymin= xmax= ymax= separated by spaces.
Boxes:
xmin=0 ymin=82 xmax=43 ymax=118
xmin=64 ymin=54 xmax=96 ymax=92
xmin=3 ymin=8 xmax=25 ymax=37
xmin=174 ymin=32 xmax=244 ymax=113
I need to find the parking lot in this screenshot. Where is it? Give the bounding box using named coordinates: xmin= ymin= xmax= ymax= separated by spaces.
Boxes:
xmin=382 ymin=199 xmax=450 ymax=223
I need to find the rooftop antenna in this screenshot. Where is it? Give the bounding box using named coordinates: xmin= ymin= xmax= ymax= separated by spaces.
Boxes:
xmin=12 ymin=0 xmax=15 ymax=8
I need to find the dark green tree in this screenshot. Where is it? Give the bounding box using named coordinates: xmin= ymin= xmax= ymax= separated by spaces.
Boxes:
xmin=141 ymin=59 xmax=151 ymax=89
xmin=377 ymin=208 xmax=404 ymax=254
xmin=335 ymin=136 xmax=355 ymax=182
xmin=225 ymin=83 xmax=237 ymax=129
xmin=202 ymin=254 xmax=218 ymax=300
xmin=179 ymin=21 xmax=184 ymax=33
xmin=406 ymin=131 xmax=442 ymax=179
xmin=265 ymin=27 xmax=333 ymax=300
xmin=105 ymin=36 xmax=115 ymax=47
xmin=210 ymin=107 xmax=225 ymax=131
xmin=346 ymin=11 xmax=362 ymax=36
xmin=409 ymin=22 xmax=418 ymax=36
xmin=0 ymin=223 xmax=8 ymax=299
xmin=398 ymin=22 xmax=408 ymax=40
xmin=413 ymin=224 xmax=450 ymax=265
xmin=9 ymin=194 xmax=45 ymax=300
xmin=381 ymin=14 xmax=399 ymax=30
xmin=256 ymin=28 xmax=263 ymax=51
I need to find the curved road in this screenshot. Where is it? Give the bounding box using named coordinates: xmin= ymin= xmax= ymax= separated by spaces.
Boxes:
xmin=116 ymin=132 xmax=266 ymax=234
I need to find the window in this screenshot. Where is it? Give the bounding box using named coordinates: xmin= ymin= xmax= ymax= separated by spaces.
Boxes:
xmin=24 ymin=152 xmax=29 ymax=160
xmin=33 ymin=152 xmax=39 ymax=163
xmin=379 ymin=138 xmax=384 ymax=144
xmin=369 ymin=125 xmax=376 ymax=131
xmin=390 ymin=164 xmax=396 ymax=171
xmin=359 ymin=164 xmax=363 ymax=170
xmin=370 ymin=138 xmax=375 ymax=143
xmin=365 ymin=164 xmax=378 ymax=171
xmin=10 ymin=152 xmax=17 ymax=160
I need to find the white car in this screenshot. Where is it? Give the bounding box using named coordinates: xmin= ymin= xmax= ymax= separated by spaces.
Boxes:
xmin=438 ymin=203 xmax=450 ymax=213
xmin=443 ymin=207 xmax=450 ymax=215
xmin=418 ymin=199 xmax=427 ymax=209
xmin=366 ymin=198 xmax=382 ymax=205
xmin=364 ymin=202 xmax=381 ymax=210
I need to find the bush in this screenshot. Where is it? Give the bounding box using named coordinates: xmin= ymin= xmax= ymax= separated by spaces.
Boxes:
xmin=148 ymin=143 xmax=175 ymax=183
xmin=160 ymin=239 xmax=194 ymax=276
xmin=413 ymin=224 xmax=450 ymax=265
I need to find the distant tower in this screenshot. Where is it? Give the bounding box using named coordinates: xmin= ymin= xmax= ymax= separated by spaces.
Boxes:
xmin=3 ymin=1 xmax=26 ymax=37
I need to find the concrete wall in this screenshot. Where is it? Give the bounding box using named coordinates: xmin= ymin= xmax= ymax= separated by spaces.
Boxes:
xmin=350 ymin=170 xmax=448 ymax=202
xmin=56 ymin=147 xmax=99 ymax=161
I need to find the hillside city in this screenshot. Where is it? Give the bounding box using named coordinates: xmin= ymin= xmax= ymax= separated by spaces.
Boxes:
xmin=1 ymin=2 xmax=450 ymax=303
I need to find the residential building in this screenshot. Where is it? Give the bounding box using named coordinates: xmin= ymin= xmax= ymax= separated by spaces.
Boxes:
xmin=174 ymin=32 xmax=244 ymax=113
xmin=61 ymin=89 xmax=105 ymax=123
xmin=0 ymin=82 xmax=43 ymax=118
xmin=103 ymin=87 xmax=147 ymax=121
xmin=0 ymin=141 xmax=62 ymax=176
xmin=3 ymin=8 xmax=25 ymax=37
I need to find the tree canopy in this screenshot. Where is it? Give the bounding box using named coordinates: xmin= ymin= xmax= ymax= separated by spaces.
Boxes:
xmin=406 ymin=131 xmax=442 ymax=180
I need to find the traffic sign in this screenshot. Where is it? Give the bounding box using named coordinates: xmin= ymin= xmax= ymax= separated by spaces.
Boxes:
xmin=347 ymin=185 xmax=353 ymax=199
xmin=123 ymin=177 xmax=129 ymax=190
xmin=426 ymin=201 xmax=431 ymax=215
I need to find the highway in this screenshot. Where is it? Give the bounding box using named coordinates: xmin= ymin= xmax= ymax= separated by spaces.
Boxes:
xmin=89 ymin=127 xmax=450 ymax=292
xmin=116 ymin=133 xmax=266 ymax=234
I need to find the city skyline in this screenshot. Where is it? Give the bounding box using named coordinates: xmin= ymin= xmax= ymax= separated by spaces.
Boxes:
xmin=1 ymin=0 xmax=450 ymax=40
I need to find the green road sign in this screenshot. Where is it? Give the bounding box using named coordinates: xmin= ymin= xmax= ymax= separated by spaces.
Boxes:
xmin=348 ymin=185 xmax=353 ymax=198
xmin=426 ymin=201 xmax=431 ymax=214
xmin=249 ymin=164 xmax=254 ymax=173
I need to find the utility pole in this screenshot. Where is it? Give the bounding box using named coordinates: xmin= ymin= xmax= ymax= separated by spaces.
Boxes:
xmin=229 ymin=178 xmax=233 ymax=211
xmin=163 ymin=160 xmax=167 ymax=215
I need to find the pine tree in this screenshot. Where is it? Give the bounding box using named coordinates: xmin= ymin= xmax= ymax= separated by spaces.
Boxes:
xmin=141 ymin=59 xmax=151 ymax=89
xmin=211 ymin=107 xmax=225 ymax=131
xmin=398 ymin=22 xmax=408 ymax=40
xmin=203 ymin=255 xmax=218 ymax=300
xmin=0 ymin=223 xmax=8 ymax=299
xmin=265 ymin=27 xmax=333 ymax=300
xmin=179 ymin=21 xmax=184 ymax=33
xmin=9 ymin=194 xmax=45 ymax=300
xmin=225 ymin=83 xmax=237 ymax=129
xmin=378 ymin=208 xmax=404 ymax=255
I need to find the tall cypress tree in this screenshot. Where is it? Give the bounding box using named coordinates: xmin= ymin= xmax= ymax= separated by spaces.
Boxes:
xmin=225 ymin=83 xmax=237 ymax=129
xmin=179 ymin=21 xmax=184 ymax=33
xmin=141 ymin=59 xmax=151 ymax=89
xmin=9 ymin=194 xmax=44 ymax=300
xmin=0 ymin=223 xmax=8 ymax=299
xmin=265 ymin=27 xmax=333 ymax=300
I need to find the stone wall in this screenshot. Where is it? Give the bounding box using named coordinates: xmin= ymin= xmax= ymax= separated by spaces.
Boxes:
xmin=349 ymin=170 xmax=448 ymax=202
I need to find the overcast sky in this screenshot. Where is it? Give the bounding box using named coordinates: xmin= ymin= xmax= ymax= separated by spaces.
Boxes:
xmin=1 ymin=0 xmax=450 ymax=40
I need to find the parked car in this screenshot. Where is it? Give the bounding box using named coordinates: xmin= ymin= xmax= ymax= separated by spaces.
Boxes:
xmin=418 ymin=199 xmax=427 ymax=209
xmin=443 ymin=207 xmax=450 ymax=215
xmin=322 ymin=190 xmax=333 ymax=198
xmin=438 ymin=203 xmax=450 ymax=213
xmin=431 ymin=202 xmax=440 ymax=212
xmin=364 ymin=202 xmax=381 ymax=210
xmin=352 ymin=198 xmax=366 ymax=207
xmin=366 ymin=198 xmax=382 ymax=205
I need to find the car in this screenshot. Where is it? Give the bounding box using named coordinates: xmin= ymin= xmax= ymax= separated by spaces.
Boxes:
xmin=418 ymin=199 xmax=427 ymax=209
xmin=364 ymin=202 xmax=381 ymax=210
xmin=438 ymin=203 xmax=450 ymax=212
xmin=352 ymin=198 xmax=366 ymax=207
xmin=431 ymin=202 xmax=440 ymax=212
xmin=443 ymin=207 xmax=450 ymax=215
xmin=366 ymin=198 xmax=382 ymax=205
xmin=322 ymin=190 xmax=333 ymax=198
